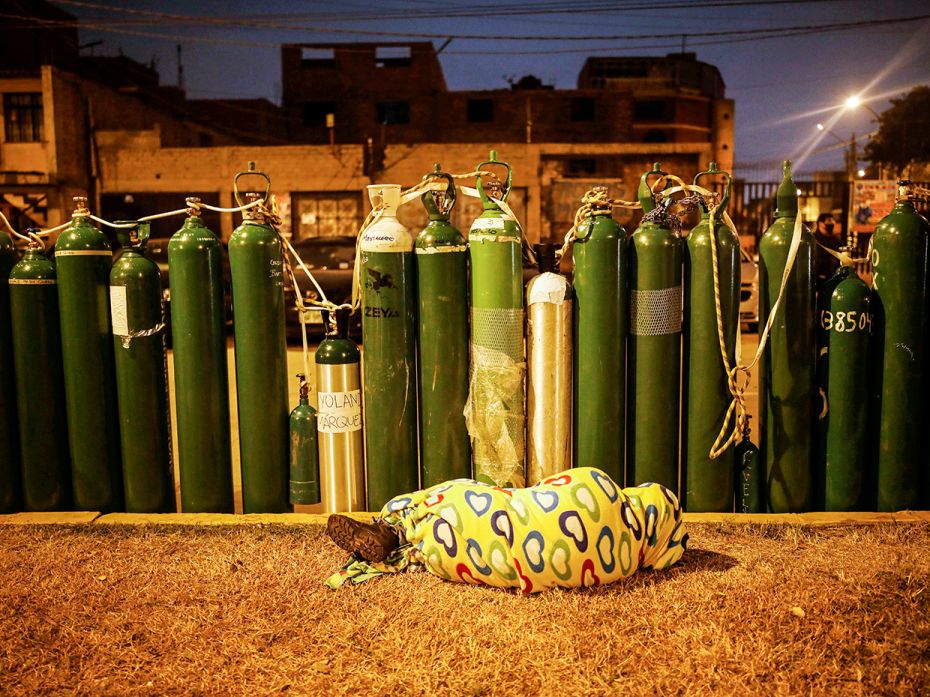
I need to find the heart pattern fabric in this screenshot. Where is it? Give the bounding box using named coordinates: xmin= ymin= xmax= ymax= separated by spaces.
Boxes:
xmin=327 ymin=467 xmax=687 ymax=594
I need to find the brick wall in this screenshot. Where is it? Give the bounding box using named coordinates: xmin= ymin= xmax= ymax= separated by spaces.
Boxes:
xmin=97 ymin=142 xmax=367 ymax=240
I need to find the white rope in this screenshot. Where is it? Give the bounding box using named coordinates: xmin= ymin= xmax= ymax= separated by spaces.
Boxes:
xmin=2 ymin=198 xmax=265 ymax=244
xmin=89 ymin=199 xmax=264 ymax=230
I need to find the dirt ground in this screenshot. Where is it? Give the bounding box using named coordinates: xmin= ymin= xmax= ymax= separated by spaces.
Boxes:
xmin=1 ymin=522 xmax=927 ymax=696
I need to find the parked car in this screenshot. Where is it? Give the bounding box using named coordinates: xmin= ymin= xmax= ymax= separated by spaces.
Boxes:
xmin=284 ymin=236 xmax=361 ymax=341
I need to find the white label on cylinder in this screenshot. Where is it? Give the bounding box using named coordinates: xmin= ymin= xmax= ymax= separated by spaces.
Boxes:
xmin=110 ymin=285 xmax=129 ymax=336
xmin=317 ymin=389 xmax=362 ymax=433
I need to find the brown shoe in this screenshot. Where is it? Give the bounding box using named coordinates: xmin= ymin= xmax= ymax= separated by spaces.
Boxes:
xmin=326 ymin=515 xmax=400 ymax=563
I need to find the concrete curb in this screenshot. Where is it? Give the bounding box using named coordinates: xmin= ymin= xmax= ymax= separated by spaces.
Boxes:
xmin=0 ymin=511 xmax=102 ymax=525
xmin=94 ymin=512 xmax=373 ymax=526
xmin=1 ymin=510 xmax=929 ymax=526
xmin=684 ymin=511 xmax=930 ymax=525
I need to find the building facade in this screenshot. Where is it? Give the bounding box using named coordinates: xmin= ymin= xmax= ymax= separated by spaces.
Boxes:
xmin=1 ymin=3 xmax=734 ymax=244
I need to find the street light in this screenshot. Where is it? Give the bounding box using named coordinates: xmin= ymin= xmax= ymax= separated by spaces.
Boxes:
xmin=816 ymin=122 xmax=846 ymax=145
xmin=843 ymin=94 xmax=881 ymax=120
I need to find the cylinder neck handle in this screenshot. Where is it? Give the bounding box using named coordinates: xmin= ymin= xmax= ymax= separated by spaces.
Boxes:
xmin=694 ymin=161 xmax=732 ymax=215
xmin=475 ymin=149 xmax=513 ymax=210
xmin=421 ymin=165 xmax=456 ymax=221
xmin=638 ymin=162 xmax=668 ymax=214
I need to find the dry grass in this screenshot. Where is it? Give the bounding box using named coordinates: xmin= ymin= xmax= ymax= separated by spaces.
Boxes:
xmin=0 ymin=522 xmax=928 ymax=696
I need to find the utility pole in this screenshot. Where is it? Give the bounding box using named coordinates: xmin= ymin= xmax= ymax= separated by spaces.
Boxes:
xmin=846 ymin=132 xmax=857 ymax=179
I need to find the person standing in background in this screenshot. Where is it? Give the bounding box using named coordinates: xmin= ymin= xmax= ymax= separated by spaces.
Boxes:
xmin=813 ymin=212 xmax=843 ymax=289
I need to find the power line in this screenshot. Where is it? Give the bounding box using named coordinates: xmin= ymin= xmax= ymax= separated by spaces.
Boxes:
xmin=59 ymin=0 xmax=855 ymax=24
xmin=0 ymin=13 xmax=282 ymax=48
xmin=234 ymin=0 xmax=853 ymax=21
xmin=9 ymin=11 xmax=920 ymax=57
xmin=443 ymin=24 xmax=909 ymax=54
xmin=44 ymin=0 xmax=929 ymax=43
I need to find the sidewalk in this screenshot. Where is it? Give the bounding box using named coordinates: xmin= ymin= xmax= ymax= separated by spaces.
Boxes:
xmin=3 ymin=510 xmax=928 ymax=526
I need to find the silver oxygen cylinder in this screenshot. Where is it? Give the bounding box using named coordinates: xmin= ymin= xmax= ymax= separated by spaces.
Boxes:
xmin=526 ymin=243 xmax=573 ymax=485
xmin=315 ymin=308 xmax=366 ymax=512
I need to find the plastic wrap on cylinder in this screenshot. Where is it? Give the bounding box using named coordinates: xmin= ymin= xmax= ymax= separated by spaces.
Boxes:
xmin=464 ymin=343 xmax=526 ymax=488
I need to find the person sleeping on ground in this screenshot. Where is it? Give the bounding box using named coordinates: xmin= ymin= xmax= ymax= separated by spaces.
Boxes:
xmin=324 ymin=467 xmax=688 ymax=593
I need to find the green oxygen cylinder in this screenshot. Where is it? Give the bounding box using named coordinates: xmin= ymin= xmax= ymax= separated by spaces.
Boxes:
xmin=10 ymin=239 xmax=71 ymax=511
xmin=55 ymin=196 xmax=123 ymax=512
xmin=360 ymin=183 xmax=419 ymax=510
xmin=316 ymin=308 xmax=365 ymax=512
xmin=229 ymin=173 xmax=289 ymax=513
xmin=415 ymin=168 xmax=470 ymax=487
xmin=734 ymin=416 xmax=763 ymax=513
xmin=628 ymin=163 xmax=682 ymax=493
xmin=759 ymin=161 xmax=815 ymax=513
xmin=683 ymin=163 xmax=740 ymax=512
xmin=168 ymin=201 xmax=234 ymax=513
xmin=871 ymin=181 xmax=930 ymax=511
xmin=467 ymin=151 xmax=525 ymax=487
xmin=110 ymin=223 xmax=175 ymax=513
xmin=0 ymin=225 xmax=20 ymax=512
xmin=289 ymin=372 xmax=320 ymax=505
xmin=815 ymin=253 xmax=874 ymax=511
xmin=572 ymin=187 xmax=627 ymax=480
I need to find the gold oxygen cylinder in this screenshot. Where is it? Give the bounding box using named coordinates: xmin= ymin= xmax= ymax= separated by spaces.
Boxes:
xmin=315 ymin=308 xmax=366 ymax=512
xmin=526 ymin=243 xmax=573 ymax=485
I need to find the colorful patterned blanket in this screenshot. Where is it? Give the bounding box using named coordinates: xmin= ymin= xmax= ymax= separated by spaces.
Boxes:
xmin=326 ymin=467 xmax=687 ymax=593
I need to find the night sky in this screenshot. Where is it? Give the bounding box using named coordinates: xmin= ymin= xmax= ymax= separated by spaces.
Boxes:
xmin=52 ymin=0 xmax=930 ymax=179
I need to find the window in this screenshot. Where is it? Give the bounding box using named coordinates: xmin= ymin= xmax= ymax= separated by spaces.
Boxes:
xmin=570 ymin=97 xmax=595 ymax=122
xmin=565 ymin=158 xmax=596 ymax=177
xmin=467 ymin=98 xmax=494 ymax=123
xmin=3 ymin=93 xmax=44 ymax=142
xmin=643 ymin=129 xmax=669 ymax=143
xmin=303 ymin=101 xmax=336 ymax=127
xmin=301 ymin=48 xmax=335 ymax=68
xmin=293 ymin=192 xmax=362 ymax=239
xmin=376 ymin=101 xmax=409 ymax=125
xmin=633 ymin=100 xmax=670 ymax=122
xmin=375 ymin=46 xmax=411 ymax=68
